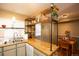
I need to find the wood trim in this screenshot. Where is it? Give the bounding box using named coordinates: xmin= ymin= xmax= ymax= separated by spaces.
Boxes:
xmin=59 ymin=18 xmax=79 ymax=24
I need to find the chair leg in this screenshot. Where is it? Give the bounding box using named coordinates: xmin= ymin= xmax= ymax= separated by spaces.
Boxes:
xmin=66 ymin=50 xmax=69 ymax=56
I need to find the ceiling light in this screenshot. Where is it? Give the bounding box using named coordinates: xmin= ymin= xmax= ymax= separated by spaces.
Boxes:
xmin=51 ymin=3 xmax=54 ymax=7
xmin=11 ymin=16 xmax=16 ymax=27
xmin=63 ymin=15 xmax=68 ymax=18
xmin=12 ymin=16 xmax=16 ymax=23
xmin=61 ymin=13 xmax=69 ymax=18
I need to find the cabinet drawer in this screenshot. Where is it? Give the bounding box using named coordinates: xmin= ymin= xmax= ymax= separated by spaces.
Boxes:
xmin=3 ymin=45 xmax=16 ymax=51
xmin=3 ymin=49 xmax=16 ymax=56
xmin=17 ymin=43 xmax=25 ymax=47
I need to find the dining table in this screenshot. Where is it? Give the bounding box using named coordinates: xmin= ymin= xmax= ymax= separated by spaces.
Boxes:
xmin=58 ymin=37 xmax=77 ymax=56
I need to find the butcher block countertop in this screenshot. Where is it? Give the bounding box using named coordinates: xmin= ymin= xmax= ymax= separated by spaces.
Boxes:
xmin=27 ymin=38 xmax=59 ymax=56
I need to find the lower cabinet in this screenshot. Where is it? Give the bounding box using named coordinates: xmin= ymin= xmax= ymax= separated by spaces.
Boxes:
xmin=3 ymin=49 xmax=16 ymax=56
xmin=0 ymin=48 xmax=2 ymax=53
xmin=3 ymin=44 xmax=16 ymax=56
xmin=3 ymin=45 xmax=16 ymax=51
xmin=0 ymin=48 xmax=2 ymax=56
xmin=26 ymin=44 xmax=34 ymax=56
xmin=0 ymin=53 xmax=2 ymax=56
xmin=17 ymin=46 xmax=26 ymax=56
xmin=0 ymin=43 xmax=27 ymax=56
xmin=17 ymin=43 xmax=26 ymax=56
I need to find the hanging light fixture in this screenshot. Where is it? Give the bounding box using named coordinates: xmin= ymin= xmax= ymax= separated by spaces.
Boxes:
xmin=51 ymin=3 xmax=59 ymax=18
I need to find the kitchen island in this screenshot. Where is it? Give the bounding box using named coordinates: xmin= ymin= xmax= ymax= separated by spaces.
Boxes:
xmin=0 ymin=38 xmax=59 ymax=56
xmin=27 ymin=38 xmax=59 ymax=56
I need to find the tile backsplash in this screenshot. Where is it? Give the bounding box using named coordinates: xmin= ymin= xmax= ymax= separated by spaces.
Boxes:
xmin=0 ymin=29 xmax=24 ymax=43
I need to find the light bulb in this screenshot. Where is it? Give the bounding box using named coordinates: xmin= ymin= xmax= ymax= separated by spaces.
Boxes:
xmin=11 ymin=16 xmax=16 ymax=27
xmin=12 ymin=16 xmax=16 ymax=23
xmin=51 ymin=3 xmax=54 ymax=7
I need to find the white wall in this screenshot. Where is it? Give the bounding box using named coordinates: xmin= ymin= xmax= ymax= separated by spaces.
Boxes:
xmin=58 ymin=21 xmax=79 ymax=36
xmin=0 ymin=9 xmax=26 ymax=43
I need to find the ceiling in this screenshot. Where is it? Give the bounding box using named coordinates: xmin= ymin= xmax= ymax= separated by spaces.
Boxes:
xmin=0 ymin=3 xmax=79 ymax=19
xmin=55 ymin=3 xmax=74 ymax=15
xmin=55 ymin=3 xmax=79 ymax=19
xmin=0 ymin=3 xmax=50 ymax=17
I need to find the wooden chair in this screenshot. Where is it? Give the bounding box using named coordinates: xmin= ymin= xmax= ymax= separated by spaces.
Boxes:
xmin=58 ymin=39 xmax=70 ymax=56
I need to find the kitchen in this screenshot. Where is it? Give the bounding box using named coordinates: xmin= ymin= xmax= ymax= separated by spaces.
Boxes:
xmin=0 ymin=3 xmax=79 ymax=56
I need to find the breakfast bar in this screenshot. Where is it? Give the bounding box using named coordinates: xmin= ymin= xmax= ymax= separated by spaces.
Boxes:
xmin=27 ymin=38 xmax=59 ymax=56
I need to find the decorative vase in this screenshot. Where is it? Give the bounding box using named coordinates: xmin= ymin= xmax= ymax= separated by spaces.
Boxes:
xmin=2 ymin=25 xmax=6 ymax=28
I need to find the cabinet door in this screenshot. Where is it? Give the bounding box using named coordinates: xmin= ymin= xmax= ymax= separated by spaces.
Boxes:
xmin=33 ymin=49 xmax=45 ymax=56
xmin=17 ymin=46 xmax=26 ymax=56
xmin=26 ymin=44 xmax=33 ymax=56
xmin=0 ymin=53 xmax=2 ymax=56
xmin=3 ymin=45 xmax=16 ymax=51
xmin=0 ymin=48 xmax=2 ymax=53
xmin=3 ymin=49 xmax=16 ymax=56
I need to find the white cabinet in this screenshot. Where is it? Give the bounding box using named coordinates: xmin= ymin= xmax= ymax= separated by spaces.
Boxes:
xmin=3 ymin=49 xmax=16 ymax=56
xmin=0 ymin=53 xmax=2 ymax=56
xmin=17 ymin=46 xmax=26 ymax=56
xmin=0 ymin=43 xmax=27 ymax=56
xmin=3 ymin=45 xmax=16 ymax=56
xmin=3 ymin=45 xmax=16 ymax=51
xmin=0 ymin=48 xmax=2 ymax=53
xmin=0 ymin=47 xmax=2 ymax=56
xmin=33 ymin=49 xmax=45 ymax=56
xmin=17 ymin=43 xmax=26 ymax=56
xmin=26 ymin=44 xmax=33 ymax=56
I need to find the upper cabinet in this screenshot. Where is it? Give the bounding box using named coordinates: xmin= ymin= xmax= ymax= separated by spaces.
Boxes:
xmin=25 ymin=18 xmax=36 ymax=38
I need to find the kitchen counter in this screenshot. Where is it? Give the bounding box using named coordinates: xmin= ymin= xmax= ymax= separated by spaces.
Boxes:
xmin=0 ymin=38 xmax=59 ymax=56
xmin=27 ymin=38 xmax=59 ymax=56
xmin=0 ymin=40 xmax=27 ymax=48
